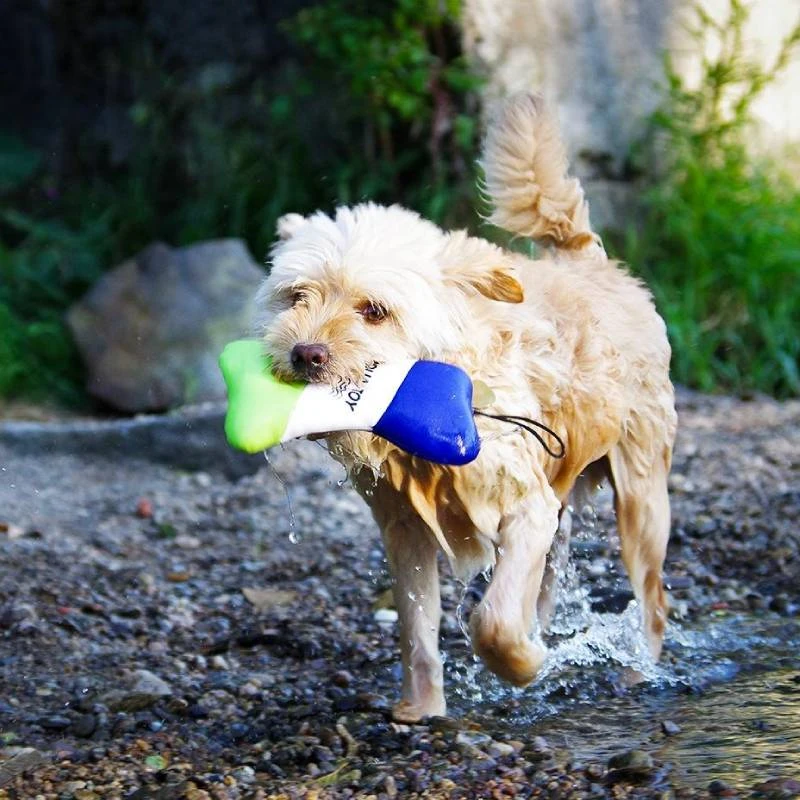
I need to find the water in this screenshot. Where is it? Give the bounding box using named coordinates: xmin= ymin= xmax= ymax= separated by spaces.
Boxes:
xmin=438 ymin=499 xmax=799 ymax=789
xmin=447 ymin=610 xmax=800 ymax=790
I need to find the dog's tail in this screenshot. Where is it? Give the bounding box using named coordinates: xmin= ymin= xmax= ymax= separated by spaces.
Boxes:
xmin=480 ymin=93 xmax=601 ymax=255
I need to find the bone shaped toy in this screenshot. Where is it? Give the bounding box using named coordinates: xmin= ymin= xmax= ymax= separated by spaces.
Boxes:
xmin=219 ymin=339 xmax=481 ymax=465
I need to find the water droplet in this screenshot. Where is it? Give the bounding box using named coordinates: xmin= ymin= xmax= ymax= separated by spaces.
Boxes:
xmin=263 ymin=451 xmax=296 ymax=533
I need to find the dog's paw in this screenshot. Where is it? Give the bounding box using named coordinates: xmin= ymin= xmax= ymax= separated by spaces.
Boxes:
xmin=472 ymin=626 xmax=547 ymax=687
xmin=392 ymin=698 xmax=446 ymax=724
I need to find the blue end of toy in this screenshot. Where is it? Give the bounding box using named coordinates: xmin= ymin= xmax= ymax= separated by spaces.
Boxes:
xmin=374 ymin=361 xmax=480 ymax=465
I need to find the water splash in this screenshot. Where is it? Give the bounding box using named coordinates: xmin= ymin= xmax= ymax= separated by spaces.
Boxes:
xmin=538 ymin=600 xmax=659 ymax=683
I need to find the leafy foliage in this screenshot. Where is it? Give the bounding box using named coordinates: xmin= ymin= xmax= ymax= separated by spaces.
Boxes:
xmin=619 ymin=0 xmax=800 ymax=397
xmin=285 ymin=0 xmax=482 ymax=222
xmin=0 ymin=211 xmax=107 ymax=403
xmin=0 ymin=0 xmax=481 ymax=405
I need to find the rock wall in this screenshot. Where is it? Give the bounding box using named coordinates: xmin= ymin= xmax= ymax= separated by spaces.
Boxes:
xmin=462 ymin=0 xmax=800 ymax=228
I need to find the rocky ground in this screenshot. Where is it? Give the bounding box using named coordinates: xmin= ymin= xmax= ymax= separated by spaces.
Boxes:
xmin=0 ymin=390 xmax=798 ymax=800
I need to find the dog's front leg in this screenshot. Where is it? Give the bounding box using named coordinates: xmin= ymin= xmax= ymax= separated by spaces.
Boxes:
xmin=381 ymin=516 xmax=445 ymax=723
xmin=470 ymin=486 xmax=560 ymax=686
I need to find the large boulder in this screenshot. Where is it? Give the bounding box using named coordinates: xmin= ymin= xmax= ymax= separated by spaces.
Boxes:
xmin=67 ymin=239 xmax=264 ymax=412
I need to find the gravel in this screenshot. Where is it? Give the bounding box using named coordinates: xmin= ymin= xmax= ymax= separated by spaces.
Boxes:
xmin=0 ymin=389 xmax=798 ymax=798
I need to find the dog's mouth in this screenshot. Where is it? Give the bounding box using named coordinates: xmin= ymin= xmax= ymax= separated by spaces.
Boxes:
xmin=272 ymin=341 xmax=384 ymax=389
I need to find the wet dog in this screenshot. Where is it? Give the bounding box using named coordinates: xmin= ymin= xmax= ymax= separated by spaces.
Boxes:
xmin=255 ymin=94 xmax=677 ymax=722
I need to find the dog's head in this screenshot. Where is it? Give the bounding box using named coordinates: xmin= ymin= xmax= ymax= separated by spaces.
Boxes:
xmin=255 ymin=203 xmax=523 ymax=385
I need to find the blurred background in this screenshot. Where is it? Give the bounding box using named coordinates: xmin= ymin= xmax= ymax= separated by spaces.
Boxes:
xmin=1 ymin=0 xmax=798 ymax=412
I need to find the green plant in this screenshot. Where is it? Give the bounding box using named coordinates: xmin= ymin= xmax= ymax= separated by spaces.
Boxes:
xmin=285 ymin=0 xmax=483 ymax=224
xmin=0 ymin=210 xmax=109 ymax=404
xmin=619 ymin=0 xmax=800 ymax=397
xmin=0 ymin=0 xmax=483 ymax=405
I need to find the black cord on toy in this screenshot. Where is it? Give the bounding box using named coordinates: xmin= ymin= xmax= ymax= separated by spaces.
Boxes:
xmin=474 ymin=410 xmax=566 ymax=459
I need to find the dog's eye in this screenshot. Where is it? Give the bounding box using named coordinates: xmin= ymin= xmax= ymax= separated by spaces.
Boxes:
xmin=289 ymin=289 xmax=306 ymax=306
xmin=358 ymin=302 xmax=388 ymax=324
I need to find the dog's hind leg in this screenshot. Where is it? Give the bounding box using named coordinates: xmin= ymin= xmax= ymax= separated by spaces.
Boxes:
xmin=607 ymin=438 xmax=673 ymax=661
xmin=536 ymin=504 xmax=571 ymax=633
xmin=380 ymin=512 xmax=446 ymax=723
xmin=471 ymin=481 xmax=560 ymax=685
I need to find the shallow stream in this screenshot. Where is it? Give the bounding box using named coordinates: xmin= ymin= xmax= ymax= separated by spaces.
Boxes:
xmin=448 ymin=602 xmax=799 ymax=790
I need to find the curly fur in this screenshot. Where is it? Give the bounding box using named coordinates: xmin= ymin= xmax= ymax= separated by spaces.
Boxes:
xmin=255 ymin=93 xmax=677 ymax=722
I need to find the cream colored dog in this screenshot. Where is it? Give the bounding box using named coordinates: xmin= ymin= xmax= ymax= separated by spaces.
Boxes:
xmin=256 ymin=94 xmax=677 ymax=722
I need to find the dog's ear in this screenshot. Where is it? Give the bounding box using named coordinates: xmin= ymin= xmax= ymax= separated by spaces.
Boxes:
xmin=440 ymin=232 xmax=524 ymax=303
xmin=276 ymin=213 xmax=307 ymax=241
xmin=468 ymin=267 xmax=524 ymax=303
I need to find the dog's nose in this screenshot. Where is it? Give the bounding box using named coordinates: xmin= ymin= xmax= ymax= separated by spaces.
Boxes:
xmin=291 ymin=343 xmax=330 ymax=371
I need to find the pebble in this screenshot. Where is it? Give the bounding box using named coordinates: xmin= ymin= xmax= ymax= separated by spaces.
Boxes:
xmin=665 ymin=575 xmax=694 ymax=590
xmin=488 ymin=741 xmax=516 ymax=757
xmin=332 ymin=669 xmax=354 ymax=687
xmin=455 ymin=730 xmax=493 ymax=750
xmin=131 ymin=669 xmax=172 ymax=697
xmin=661 ymin=720 xmax=682 ymax=736
xmin=2 ymin=393 xmax=798 ymax=799
xmin=607 ymin=749 xmax=655 ymax=782
xmin=37 ymin=715 xmax=71 ymax=731
xmin=751 ymin=777 xmax=800 ymax=798
xmin=353 ymin=692 xmax=391 ymax=712
xmin=708 ymin=779 xmax=738 ymax=796
xmin=231 ymin=765 xmax=256 ymax=785
xmin=384 ymin=773 xmax=398 ymax=797
xmin=71 ymin=714 xmax=97 ymax=738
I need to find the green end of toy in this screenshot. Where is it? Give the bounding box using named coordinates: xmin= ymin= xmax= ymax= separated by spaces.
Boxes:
xmin=219 ymin=340 xmax=305 ymax=454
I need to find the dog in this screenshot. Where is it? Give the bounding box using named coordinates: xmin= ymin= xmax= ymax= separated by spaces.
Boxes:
xmin=255 ymin=94 xmax=677 ymax=723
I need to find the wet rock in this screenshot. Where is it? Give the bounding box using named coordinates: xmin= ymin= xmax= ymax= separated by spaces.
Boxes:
xmin=709 ymin=779 xmax=738 ymax=796
xmin=70 ymin=713 xmax=97 ymax=738
xmin=353 ymin=692 xmax=391 ymax=713
xmin=383 ymin=773 xmax=398 ymax=797
xmin=606 ymin=749 xmax=655 ymax=782
xmin=231 ymin=765 xmax=256 ymax=785
xmin=67 ymin=239 xmax=263 ymax=411
xmin=585 ymin=762 xmax=605 ymax=780
xmin=455 ymin=730 xmax=493 ymax=756
xmin=590 ymin=589 xmax=635 ymax=614
xmin=103 ymin=669 xmax=172 ymax=712
xmin=132 ymin=669 xmax=172 ymax=694
xmin=332 ymin=669 xmax=354 ymax=687
xmin=37 ymin=714 xmax=71 ymax=731
xmin=661 ymin=719 xmax=681 ymax=736
xmin=665 ymin=575 xmax=694 ymax=590
xmin=769 ymin=594 xmax=793 ymax=615
xmin=428 ymin=716 xmax=469 ymax=733
xmin=751 ymin=777 xmax=800 ymax=799
xmin=488 ymin=740 xmax=516 ymax=758
xmin=0 ymin=747 xmax=49 ymax=784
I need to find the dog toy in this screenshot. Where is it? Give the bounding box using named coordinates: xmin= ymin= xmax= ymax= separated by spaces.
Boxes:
xmin=219 ymin=339 xmax=481 ymax=465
